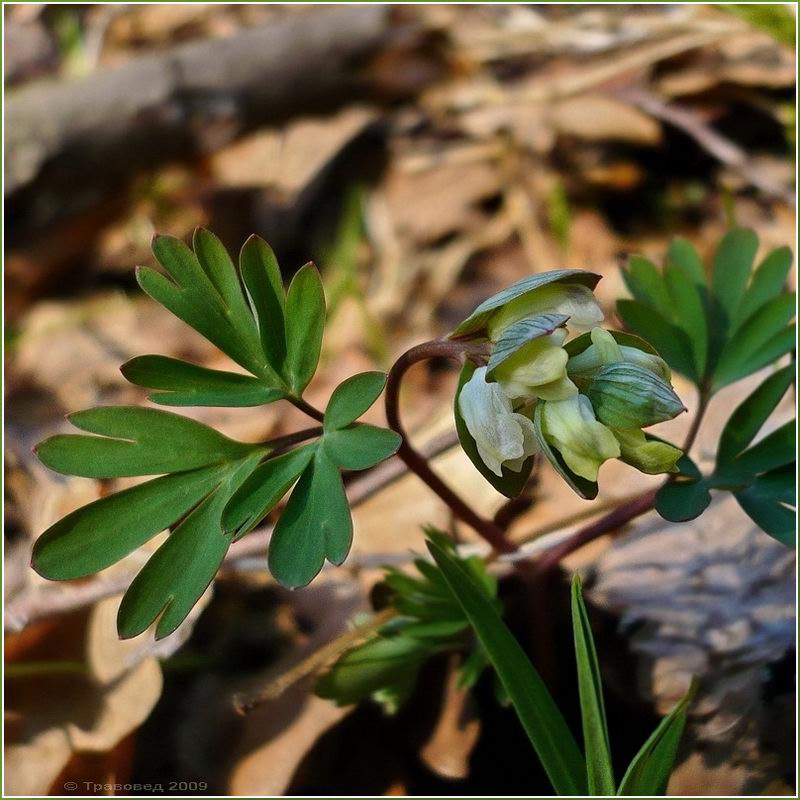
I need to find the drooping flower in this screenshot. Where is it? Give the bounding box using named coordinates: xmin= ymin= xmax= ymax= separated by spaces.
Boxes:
xmin=488 ymin=284 xmax=604 ymax=341
xmin=612 ymin=428 xmax=682 ymax=475
xmin=540 ymin=394 xmax=620 ymax=482
xmin=458 ymin=367 xmax=537 ymax=477
xmin=492 ymin=328 xmax=578 ymax=402
xmin=567 ymin=327 xmax=671 ymax=382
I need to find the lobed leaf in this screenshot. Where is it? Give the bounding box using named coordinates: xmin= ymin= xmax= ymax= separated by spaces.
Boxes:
xmin=117 ymin=451 xmax=263 ymax=639
xmin=239 ymin=234 xmax=288 ymax=375
xmin=268 ymin=448 xmax=352 ymax=588
xmin=710 ymin=228 xmax=759 ymax=327
xmin=734 ymin=487 xmax=795 ymax=547
xmin=716 ymin=365 xmax=794 ymax=466
xmin=665 ymin=237 xmax=706 ymax=287
xmin=222 ymin=445 xmax=316 ymax=539
xmin=663 ymin=263 xmax=708 ymax=378
xmin=324 ymin=371 xmax=388 ymax=431
xmin=32 ymin=465 xmax=226 ymax=580
xmin=121 ymin=355 xmax=284 ymax=407
xmin=284 ymin=263 xmax=326 ymax=396
xmin=323 ymin=424 xmax=402 ymax=471
xmin=622 ymin=256 xmax=675 ymax=318
xmin=35 ymin=406 xmax=259 ymax=478
xmin=733 ymin=245 xmax=793 ymax=331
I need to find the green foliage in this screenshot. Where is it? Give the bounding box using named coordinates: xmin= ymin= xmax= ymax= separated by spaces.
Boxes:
xmin=655 ymin=365 xmax=795 ymax=546
xmin=429 ymin=541 xmax=694 ymax=796
xmin=33 ymin=231 xmax=402 ymax=636
xmin=718 ymin=4 xmax=796 ymax=48
xmin=316 ymin=530 xmax=499 ymax=713
xmin=618 ymin=230 xmax=795 ymax=394
xmin=622 ymin=231 xmax=795 ymax=545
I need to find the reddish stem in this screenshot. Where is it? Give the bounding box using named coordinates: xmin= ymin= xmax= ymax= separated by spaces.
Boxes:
xmin=385 ymin=339 xmax=515 ymax=554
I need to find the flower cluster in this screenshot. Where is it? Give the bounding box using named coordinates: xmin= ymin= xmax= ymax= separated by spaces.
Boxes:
xmin=452 ymin=272 xmax=684 ymax=494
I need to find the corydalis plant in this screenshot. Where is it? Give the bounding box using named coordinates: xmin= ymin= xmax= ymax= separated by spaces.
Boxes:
xmin=451 ymin=272 xmax=686 ymax=499
xmin=32 ymin=230 xmax=401 ymax=638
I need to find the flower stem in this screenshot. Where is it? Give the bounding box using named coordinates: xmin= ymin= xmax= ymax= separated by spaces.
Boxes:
xmin=385 ymin=339 xmax=515 ymax=554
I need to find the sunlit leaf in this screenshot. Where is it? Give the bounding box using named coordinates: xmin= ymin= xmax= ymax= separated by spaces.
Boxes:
xmin=268 ymin=448 xmax=351 ymax=588
xmin=324 ymin=371 xmax=388 ymax=431
xmin=284 ymin=263 xmax=326 ymax=395
xmin=35 ymin=406 xmax=259 ymax=478
xmin=121 ymin=355 xmax=284 ymax=407
xmin=324 ymin=424 xmax=401 ymax=471
xmin=117 ymin=451 xmax=263 ymax=639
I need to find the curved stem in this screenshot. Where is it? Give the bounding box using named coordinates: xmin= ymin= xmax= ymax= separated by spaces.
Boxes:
xmin=385 ymin=339 xmax=515 ymax=554
xmin=289 ymin=396 xmax=325 ymax=422
xmin=267 ymin=426 xmax=323 ymax=454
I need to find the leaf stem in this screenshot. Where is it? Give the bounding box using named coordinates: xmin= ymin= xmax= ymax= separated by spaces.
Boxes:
xmin=385 ymin=339 xmax=515 ymax=554
xmin=267 ymin=426 xmax=323 ymax=454
xmin=289 ymin=396 xmax=325 ymax=422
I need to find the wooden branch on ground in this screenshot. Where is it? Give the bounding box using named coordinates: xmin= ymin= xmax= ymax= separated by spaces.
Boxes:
xmin=6 ymin=6 xmax=446 ymax=240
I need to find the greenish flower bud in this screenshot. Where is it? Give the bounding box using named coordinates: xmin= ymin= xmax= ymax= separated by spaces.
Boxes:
xmin=612 ymin=429 xmax=682 ymax=475
xmin=541 ymin=394 xmax=620 ymax=482
xmin=492 ymin=328 xmax=578 ymax=402
xmin=586 ymin=363 xmax=686 ymax=430
xmin=567 ymin=327 xmax=671 ymax=382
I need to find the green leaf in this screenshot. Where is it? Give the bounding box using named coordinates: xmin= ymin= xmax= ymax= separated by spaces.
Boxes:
xmin=117 ymin=452 xmax=263 ymax=639
xmin=222 ymin=445 xmax=316 ymax=539
xmin=316 ymin=635 xmax=432 ymax=711
xmin=733 ymin=245 xmax=793 ymax=331
xmin=140 ymin=235 xmax=266 ymax=379
xmin=31 ymin=465 xmax=225 ymax=580
xmin=711 ymin=228 xmax=759 ymax=326
xmin=192 ymin=228 xmax=256 ymax=342
xmin=533 ymin=401 xmax=598 ymax=500
xmin=450 ymin=269 xmax=600 ymax=339
xmin=121 ymin=355 xmax=284 ymax=407
xmin=486 ymin=313 xmax=569 ymax=377
xmin=717 ymin=365 xmax=794 ymax=466
xmin=268 ymin=448 xmax=352 ymax=588
xmin=239 ymin=234 xmax=287 ymax=375
xmin=428 ymin=539 xmax=588 ymax=796
xmin=734 ymin=488 xmax=795 ymax=547
xmin=571 ymin=575 xmax=615 ymax=796
xmin=284 ymin=263 xmax=326 ymax=395
xmin=747 ymin=464 xmax=796 ymax=506
xmin=712 ymin=293 xmax=796 ymax=391
xmin=616 ymin=300 xmax=697 ymax=381
xmin=654 ymin=480 xmax=712 ymax=523
xmin=35 ymin=406 xmax=258 ymax=478
xmin=324 ymin=424 xmax=401 ymax=471
xmin=721 ymin=420 xmax=795 ymax=480
xmin=324 ymin=371 xmax=388 ymax=431
xmin=586 ymin=363 xmax=685 ymax=430
xmin=454 ymin=361 xmax=534 ymax=498
xmin=712 ymin=323 xmax=795 ymax=392
xmin=622 ymin=256 xmax=674 ymax=317
xmin=666 ymin=237 xmax=707 ymax=287
xmin=617 ymin=680 xmax=696 ymax=796
xmin=664 ymin=264 xmax=708 ymax=378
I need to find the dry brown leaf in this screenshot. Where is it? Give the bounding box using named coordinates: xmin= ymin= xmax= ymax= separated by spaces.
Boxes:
xmin=552 ymin=95 xmax=662 ymax=145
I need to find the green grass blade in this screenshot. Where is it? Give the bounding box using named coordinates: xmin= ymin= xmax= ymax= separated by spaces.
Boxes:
xmin=428 ymin=539 xmax=587 ymax=795
xmin=617 ymin=680 xmax=696 ymax=796
xmin=571 ymin=575 xmax=615 ymax=795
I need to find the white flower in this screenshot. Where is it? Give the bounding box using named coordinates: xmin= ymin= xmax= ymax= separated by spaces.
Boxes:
xmin=541 ymin=394 xmax=620 ymax=482
xmin=567 ymin=328 xmax=671 ymax=382
xmin=493 ymin=329 xmax=579 ymax=402
xmin=459 ymin=367 xmax=538 ymax=477
xmin=488 ymin=284 xmax=604 ymax=341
